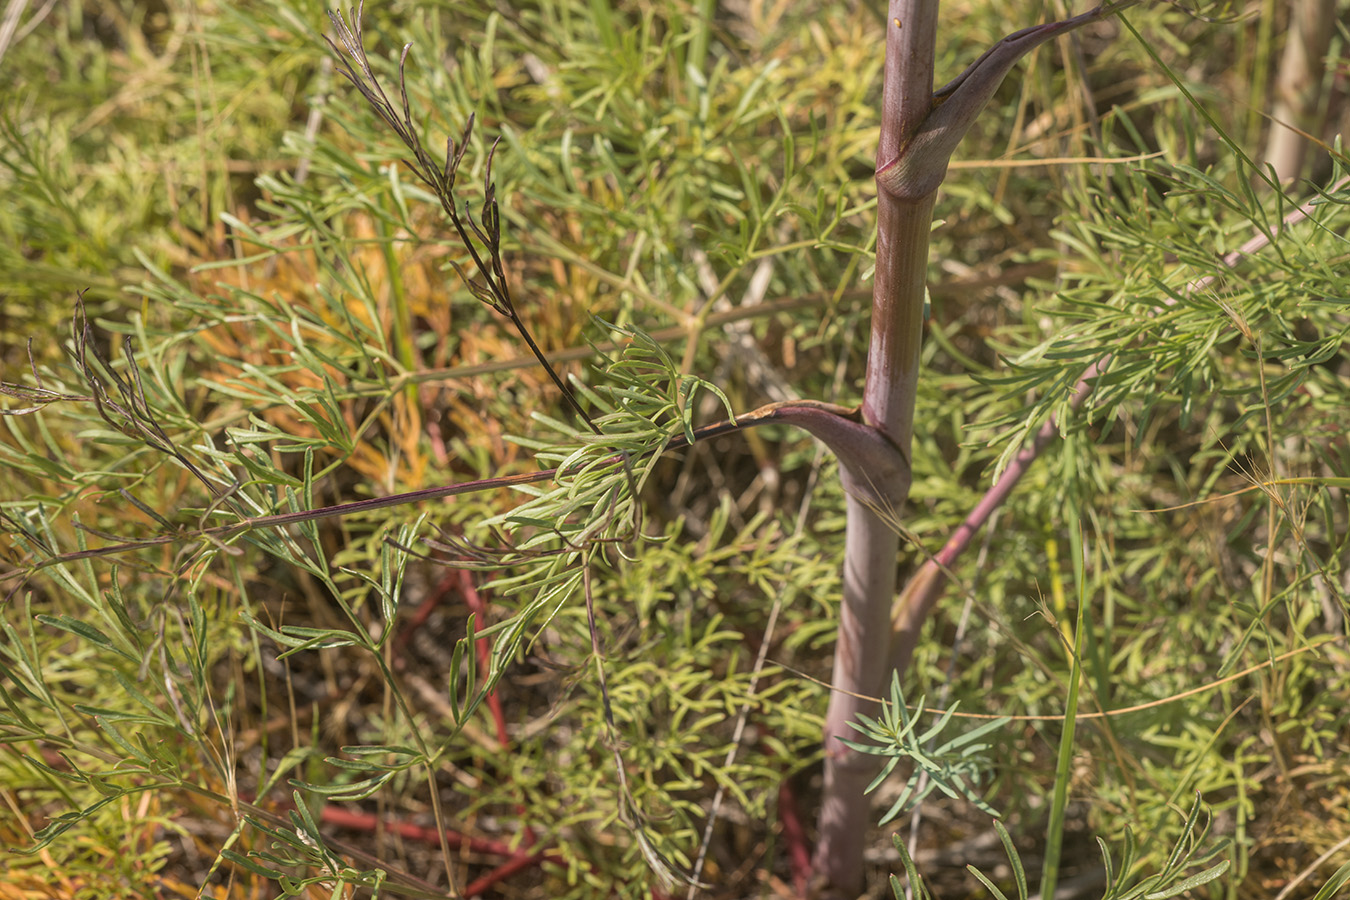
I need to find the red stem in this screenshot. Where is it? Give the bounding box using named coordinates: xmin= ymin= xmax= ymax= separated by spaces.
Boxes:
xmin=320 ymin=805 xmax=532 ymax=857
xmin=778 ymin=778 xmax=812 ymax=894
xmin=462 ymin=849 xmax=557 ymax=897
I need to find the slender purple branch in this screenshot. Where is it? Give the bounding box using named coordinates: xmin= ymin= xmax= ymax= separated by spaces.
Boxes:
xmin=3 ymin=399 xmax=887 ymax=582
xmin=887 ymin=177 xmax=1347 ymax=676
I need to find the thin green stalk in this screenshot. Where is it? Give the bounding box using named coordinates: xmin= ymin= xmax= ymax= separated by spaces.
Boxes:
xmin=1042 ymin=457 xmax=1087 ymax=900
xmin=1245 ymin=0 xmax=1277 ymax=147
xmin=686 ymin=0 xmax=715 ymax=77
xmin=375 ymin=197 xmax=420 ymax=416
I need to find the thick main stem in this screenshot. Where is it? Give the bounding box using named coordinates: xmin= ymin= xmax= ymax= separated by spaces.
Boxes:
xmin=814 ymin=188 xmax=937 ymax=898
xmin=812 ymin=5 xmax=1145 ymax=888
xmin=812 ymin=1 xmax=939 ymax=890
xmin=860 ymin=194 xmax=937 ymax=447
xmin=813 ymin=494 xmax=902 ymax=887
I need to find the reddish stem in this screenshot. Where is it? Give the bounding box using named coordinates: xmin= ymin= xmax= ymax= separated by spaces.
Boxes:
xmin=319 ymin=805 xmax=532 ymax=858
xmin=457 ymin=568 xmax=510 ymax=749
xmin=813 ymin=2 xmax=937 ymax=889
xmin=888 ymin=176 xmax=1345 ymax=675
xmin=778 ymin=778 xmax=812 ymax=894
xmin=462 ymin=849 xmax=557 ymax=897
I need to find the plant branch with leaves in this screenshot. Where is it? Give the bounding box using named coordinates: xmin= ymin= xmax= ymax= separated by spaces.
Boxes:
xmin=5 ymin=0 xmax=1350 ymax=897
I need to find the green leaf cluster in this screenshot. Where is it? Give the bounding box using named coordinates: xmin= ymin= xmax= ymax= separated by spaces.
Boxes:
xmin=3 ymin=0 xmax=1350 ymax=898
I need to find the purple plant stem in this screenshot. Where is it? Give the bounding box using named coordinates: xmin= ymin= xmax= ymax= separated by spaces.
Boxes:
xmin=4 ymin=399 xmax=896 ymax=583
xmin=812 ymin=1 xmax=939 ymax=891
xmin=811 ymin=4 xmax=1142 ymax=890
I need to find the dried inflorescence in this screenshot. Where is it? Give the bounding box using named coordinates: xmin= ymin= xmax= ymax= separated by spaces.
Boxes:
xmin=327 ymin=2 xmax=598 ymax=433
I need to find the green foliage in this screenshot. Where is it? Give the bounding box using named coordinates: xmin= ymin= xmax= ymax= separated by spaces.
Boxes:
xmin=2 ymin=0 xmax=1349 ymax=898
xmin=842 ymin=671 xmax=1009 ymax=820
xmin=891 ymin=799 xmax=1230 ymax=900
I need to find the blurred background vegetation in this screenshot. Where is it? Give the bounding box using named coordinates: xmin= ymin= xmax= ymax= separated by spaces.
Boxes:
xmin=2 ymin=0 xmax=1349 ymax=898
